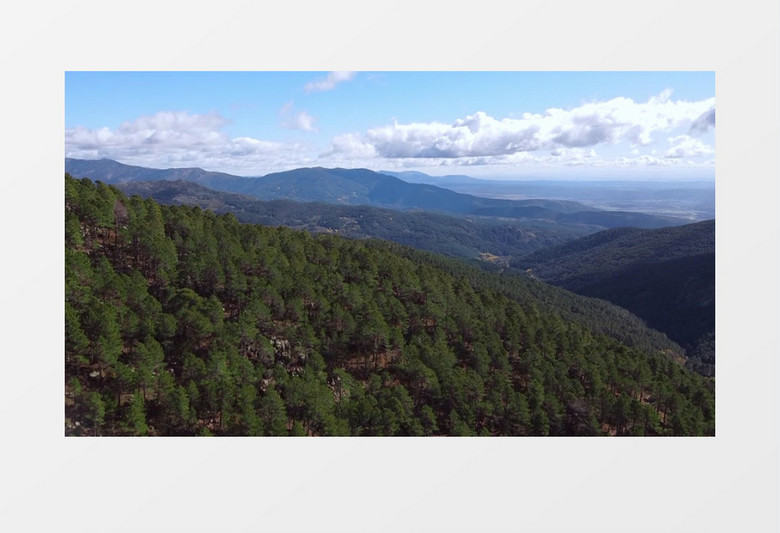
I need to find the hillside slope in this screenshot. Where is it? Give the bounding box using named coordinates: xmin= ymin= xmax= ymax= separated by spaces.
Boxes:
xmin=116 ymin=179 xmax=684 ymax=356
xmin=514 ymin=220 xmax=715 ymax=375
xmin=116 ymin=179 xmax=595 ymax=262
xmin=65 ymin=175 xmax=713 ymax=436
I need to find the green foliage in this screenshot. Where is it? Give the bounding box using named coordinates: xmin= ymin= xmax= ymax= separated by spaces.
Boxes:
xmin=116 ymin=178 xmax=593 ymax=263
xmin=126 ymin=393 xmax=149 ymax=436
xmin=64 ymin=175 xmax=714 ymax=436
xmin=84 ymin=391 xmax=106 ymax=436
xmin=514 ymin=220 xmax=715 ymax=374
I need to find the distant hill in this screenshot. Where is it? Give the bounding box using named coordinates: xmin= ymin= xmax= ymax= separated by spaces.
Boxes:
xmin=382 ymin=170 xmax=716 ymax=222
xmin=64 ymin=157 xmax=244 ymax=187
xmin=115 ymin=179 xmax=593 ymax=262
xmin=514 ymin=220 xmax=715 ymax=375
xmin=65 ymin=158 xmax=690 ymax=230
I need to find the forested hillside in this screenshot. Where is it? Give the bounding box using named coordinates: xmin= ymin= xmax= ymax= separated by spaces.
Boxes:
xmin=117 ymin=179 xmax=594 ymax=263
xmin=117 ymin=179 xmax=683 ymax=356
xmin=514 ymin=221 xmax=715 ymax=376
xmin=65 ymin=175 xmax=714 ymax=436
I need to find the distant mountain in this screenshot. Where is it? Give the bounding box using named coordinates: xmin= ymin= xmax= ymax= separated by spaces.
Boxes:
xmin=514 ymin=220 xmax=715 ymax=375
xmin=384 ymin=170 xmax=716 ymax=222
xmin=65 ymin=158 xmax=592 ymax=213
xmin=65 ymin=158 xmax=691 ymax=230
xmin=64 ymin=157 xmax=244 ymax=188
xmin=115 ymin=179 xmax=593 ymax=263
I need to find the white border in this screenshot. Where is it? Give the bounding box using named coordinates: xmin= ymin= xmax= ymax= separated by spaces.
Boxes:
xmin=2 ymin=1 xmax=778 ymax=532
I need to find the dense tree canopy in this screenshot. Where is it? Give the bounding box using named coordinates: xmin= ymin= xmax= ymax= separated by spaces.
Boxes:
xmin=514 ymin=220 xmax=716 ymax=376
xmin=65 ymin=175 xmax=714 ymax=436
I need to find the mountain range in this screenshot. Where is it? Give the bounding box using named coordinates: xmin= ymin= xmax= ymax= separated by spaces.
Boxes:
xmin=114 ymin=179 xmax=594 ymax=263
xmin=65 ymin=158 xmax=690 ymax=229
xmin=380 ymin=170 xmax=716 ymax=222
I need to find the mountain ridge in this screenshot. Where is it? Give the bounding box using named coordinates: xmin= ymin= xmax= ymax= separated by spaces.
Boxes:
xmin=65 ymin=158 xmax=691 ymax=229
xmin=114 ymin=178 xmax=596 ymax=262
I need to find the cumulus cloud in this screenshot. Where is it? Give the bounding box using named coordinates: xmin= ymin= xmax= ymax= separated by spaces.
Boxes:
xmin=67 ymin=111 xmax=231 ymax=152
xmin=614 ymin=155 xmax=670 ymax=167
xmin=329 ymin=133 xmax=378 ymax=158
xmin=292 ymin=111 xmax=317 ymax=132
xmin=326 ymin=92 xmax=716 ymax=161
xmin=665 ymin=134 xmax=715 ymax=158
xmin=279 ymin=101 xmax=317 ymax=132
xmin=304 ymin=71 xmax=355 ymax=93
xmin=65 ymin=110 xmax=308 ymax=175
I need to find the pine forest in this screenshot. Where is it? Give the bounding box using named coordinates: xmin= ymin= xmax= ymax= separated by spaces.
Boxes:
xmin=65 ymin=175 xmax=715 ymax=436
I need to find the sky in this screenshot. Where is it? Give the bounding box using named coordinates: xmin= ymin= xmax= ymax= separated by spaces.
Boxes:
xmin=65 ymin=71 xmax=715 ymax=180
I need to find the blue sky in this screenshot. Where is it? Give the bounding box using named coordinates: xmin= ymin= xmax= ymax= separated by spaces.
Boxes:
xmin=65 ymin=71 xmax=715 ymax=180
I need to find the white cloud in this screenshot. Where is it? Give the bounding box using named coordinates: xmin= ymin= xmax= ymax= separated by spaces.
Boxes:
xmin=65 ymin=92 xmax=716 ymax=178
xmin=292 ymin=111 xmax=317 ymax=132
xmin=65 ymin=110 xmax=309 ymax=175
xmin=665 ymin=134 xmax=715 ymax=158
xmin=328 ymin=133 xmax=377 ymax=158
xmin=614 ymin=155 xmax=671 ymax=167
xmin=304 ymin=71 xmax=355 ymax=93
xmin=279 ymin=102 xmax=317 ymax=132
xmin=319 ymin=141 xmax=714 ymax=175
xmin=326 ymin=93 xmax=716 ymax=161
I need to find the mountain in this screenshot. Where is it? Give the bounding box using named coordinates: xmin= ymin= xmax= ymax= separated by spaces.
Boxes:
xmin=514 ymin=220 xmax=715 ymax=375
xmin=64 ymin=158 xmax=594 ymax=213
xmin=383 ymin=170 xmax=716 ymax=222
xmin=64 ymin=157 xmax=244 ymax=187
xmin=65 ymin=158 xmax=691 ymax=229
xmin=115 ymin=179 xmax=594 ymax=262
xmin=65 ymin=175 xmax=713 ymax=436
